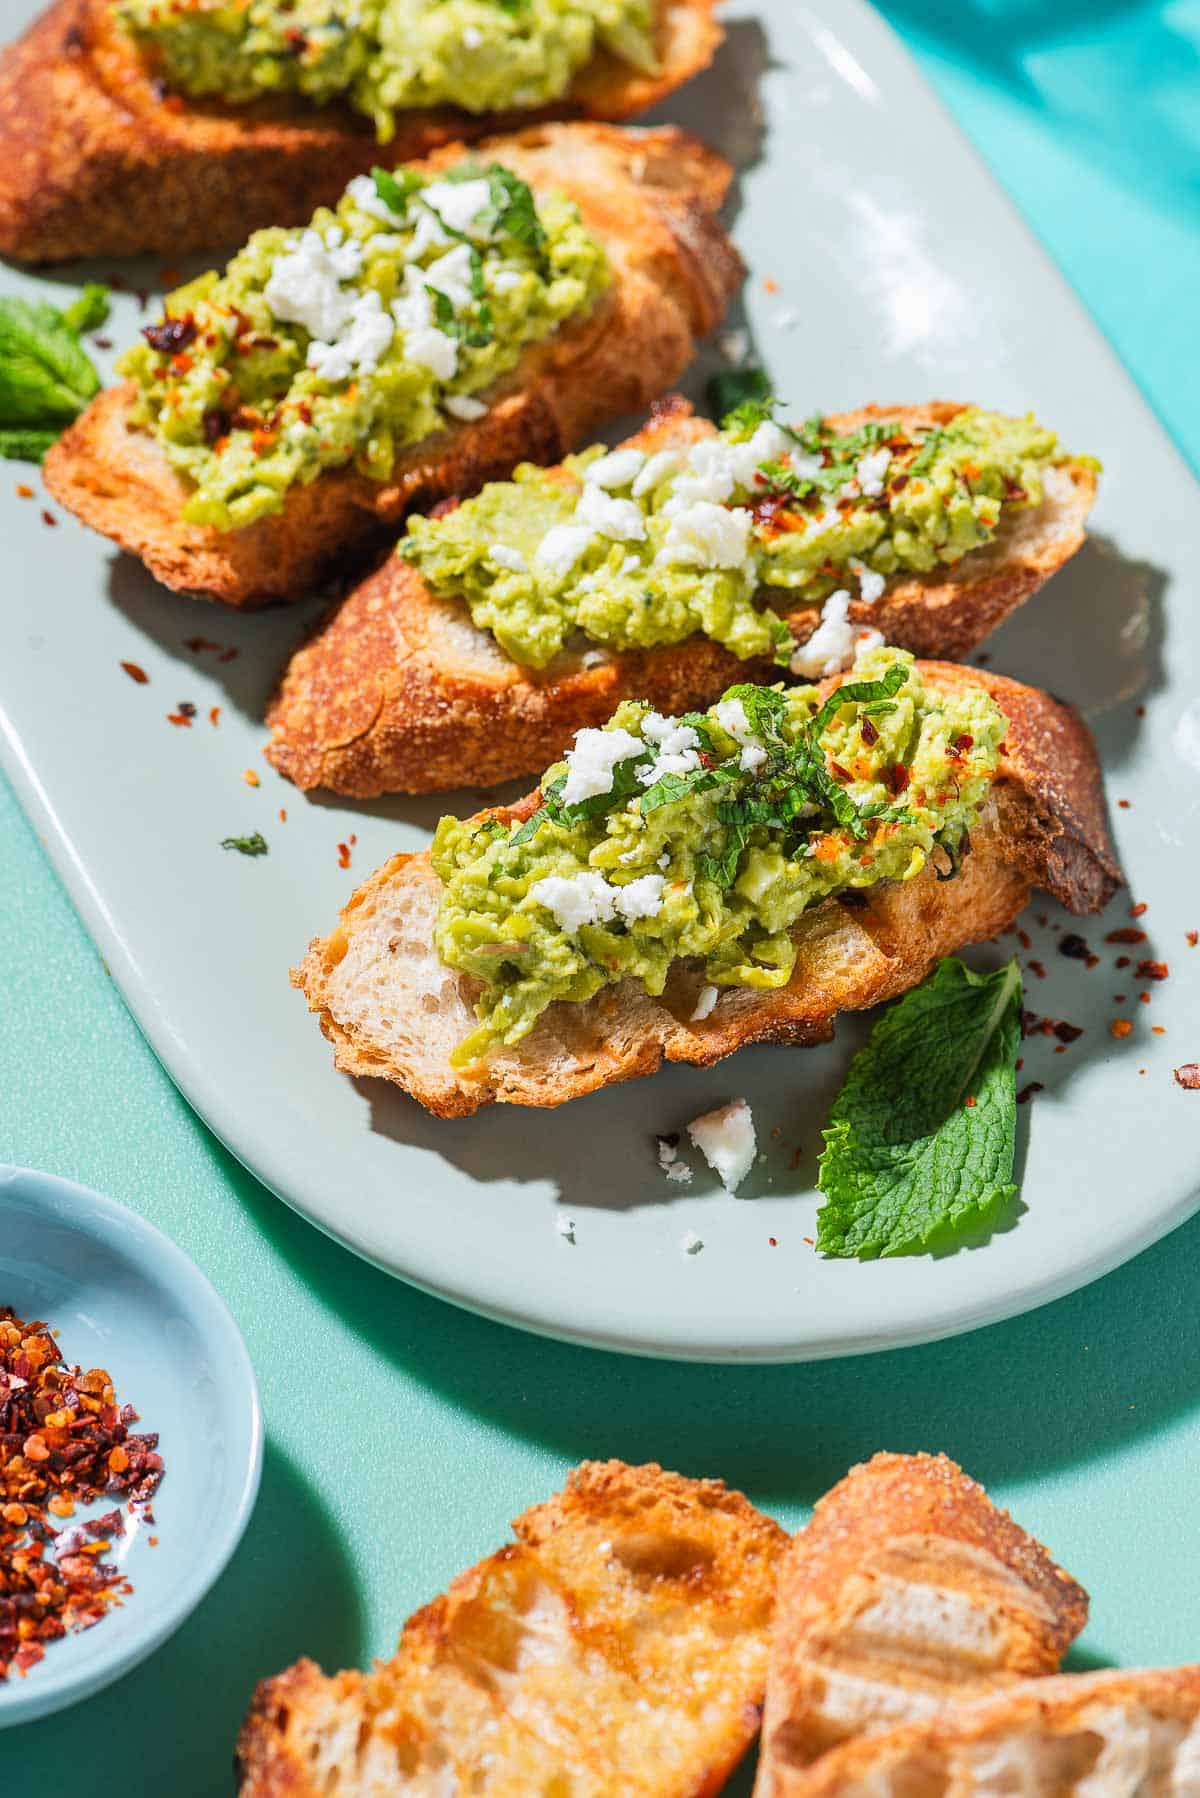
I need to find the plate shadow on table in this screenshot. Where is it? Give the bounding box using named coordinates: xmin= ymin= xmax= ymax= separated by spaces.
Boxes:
xmin=4 ymin=1437 xmax=361 ymax=1797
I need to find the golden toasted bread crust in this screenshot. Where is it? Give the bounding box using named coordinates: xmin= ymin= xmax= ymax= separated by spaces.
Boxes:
xmin=0 ymin=0 xmax=722 ymax=262
xmin=788 ymin=1668 xmax=1200 ymax=1797
xmin=755 ymin=1454 xmax=1089 ymax=1795
xmin=41 ymin=124 xmax=741 ymax=606
xmin=235 ymin=1460 xmax=787 ymax=1798
xmin=264 ymin=401 xmax=1097 ymax=796
xmin=289 ymin=664 xmax=1119 ymax=1117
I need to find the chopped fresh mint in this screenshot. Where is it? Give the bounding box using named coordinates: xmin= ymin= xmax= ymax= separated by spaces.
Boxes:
xmin=816 ymin=957 xmax=1023 ymax=1258
xmin=221 ymin=832 xmax=268 ymax=857
xmin=0 ymin=427 xmax=59 ymax=463
xmin=60 ymin=283 xmax=111 ymax=336
xmin=0 ymin=289 xmax=107 ymax=460
xmin=371 ymin=165 xmax=421 ymax=218
xmin=707 ymin=365 xmax=772 ymax=427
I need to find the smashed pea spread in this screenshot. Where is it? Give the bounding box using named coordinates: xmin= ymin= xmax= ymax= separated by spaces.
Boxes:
xmin=402 ymin=403 xmax=1081 ymax=674
xmin=116 ymin=0 xmax=658 ymax=137
xmin=433 ymin=645 xmax=1007 ymax=1064
xmin=120 ymin=164 xmax=607 ymax=530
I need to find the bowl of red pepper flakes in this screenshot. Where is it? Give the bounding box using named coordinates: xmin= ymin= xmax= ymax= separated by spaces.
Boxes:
xmin=0 ymin=1167 xmax=261 ymax=1728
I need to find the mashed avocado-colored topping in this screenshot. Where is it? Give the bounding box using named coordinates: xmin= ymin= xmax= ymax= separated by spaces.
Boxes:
xmin=432 ymin=645 xmax=1007 ymax=1065
xmin=119 ymin=164 xmax=609 ymax=530
xmin=116 ymin=0 xmax=657 ymax=138
xmin=401 ymin=403 xmax=1077 ymax=671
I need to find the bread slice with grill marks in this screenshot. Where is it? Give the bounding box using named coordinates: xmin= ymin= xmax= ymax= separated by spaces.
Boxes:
xmin=290 ymin=662 xmax=1120 ymax=1117
xmin=785 ymin=1668 xmax=1200 ymax=1797
xmin=42 ymin=123 xmax=742 ymax=607
xmin=235 ymin=1459 xmax=787 ymax=1798
xmin=265 ymin=398 xmax=1097 ymax=797
xmin=753 ymin=1453 xmax=1090 ymax=1797
xmin=0 ymin=0 xmax=721 ymax=263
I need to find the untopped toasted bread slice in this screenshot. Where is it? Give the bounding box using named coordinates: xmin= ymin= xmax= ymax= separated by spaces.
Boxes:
xmin=235 ymin=1460 xmax=787 ymax=1798
xmin=41 ymin=123 xmax=741 ymax=607
xmin=754 ymin=1454 xmax=1089 ymax=1797
xmin=785 ymin=1668 xmax=1200 ymax=1797
xmin=264 ymin=398 xmax=1097 ymax=797
xmin=0 ymin=0 xmax=721 ymax=263
xmin=290 ymin=662 xmax=1119 ymax=1118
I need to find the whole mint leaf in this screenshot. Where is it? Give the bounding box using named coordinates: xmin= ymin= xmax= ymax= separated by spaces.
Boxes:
xmin=816 ymin=957 xmax=1022 ymax=1258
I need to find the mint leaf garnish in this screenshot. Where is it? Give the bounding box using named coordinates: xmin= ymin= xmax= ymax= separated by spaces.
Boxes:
xmin=0 ymin=290 xmax=107 ymax=458
xmin=221 ymin=833 xmax=268 ymax=857
xmin=0 ymin=427 xmax=59 ymax=462
xmin=61 ymin=283 xmax=111 ymax=335
xmin=707 ymin=365 xmax=772 ymax=427
xmin=816 ymin=957 xmax=1023 ymax=1258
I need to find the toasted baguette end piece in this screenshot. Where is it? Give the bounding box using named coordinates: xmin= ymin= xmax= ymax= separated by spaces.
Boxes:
xmin=236 ymin=1459 xmax=787 ymax=1798
xmin=0 ymin=0 xmax=722 ymax=263
xmin=290 ymin=663 xmax=1120 ymax=1117
xmin=755 ymin=1453 xmax=1089 ymax=1796
xmin=264 ymin=401 xmax=1097 ymax=798
xmin=42 ymin=124 xmax=741 ymax=606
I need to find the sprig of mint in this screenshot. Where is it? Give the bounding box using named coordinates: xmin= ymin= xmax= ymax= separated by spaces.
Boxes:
xmin=816 ymin=957 xmax=1023 ymax=1258
xmin=706 ymin=364 xmax=772 ymax=428
xmin=0 ymin=286 xmax=109 ymax=462
xmin=221 ymin=833 xmax=268 ymax=857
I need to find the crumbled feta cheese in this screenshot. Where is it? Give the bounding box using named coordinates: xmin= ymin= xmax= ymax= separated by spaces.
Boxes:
xmin=632 ymin=449 xmax=682 ymax=498
xmin=580 ymin=648 xmax=608 ymax=670
xmin=391 ymin=273 xmax=458 ymax=380
xmin=555 ymin=1213 xmax=576 ymax=1242
xmin=664 ymin=422 xmax=792 ymax=511
xmin=585 ymin=447 xmax=646 ymax=490
xmin=657 ymin=1137 xmax=693 ymax=1185
xmin=637 ymin=715 xmax=702 ymax=785
xmin=404 ymin=208 xmax=452 ymax=262
xmin=306 ymin=288 xmax=394 ymax=382
xmin=789 ymin=590 xmax=859 ymax=679
xmin=713 ymin=697 xmax=769 ymax=771
xmin=657 ymin=850 xmax=670 ymax=869
xmin=490 ymin=268 xmax=522 ymax=293
xmin=535 ymin=522 xmax=594 ymax=581
xmin=691 ymin=984 xmax=718 ymax=1021
xmin=773 ymin=307 xmax=801 ymax=332
xmin=848 ymin=556 xmax=886 ymax=603
xmin=681 ymin=1228 xmax=704 ymax=1254
xmin=489 ymin=544 xmax=527 ymax=574
xmin=264 ymin=229 xmax=363 ymax=340
xmin=423 ymin=243 xmax=476 ymax=312
xmin=443 ymin=394 xmax=488 ymax=422
xmin=687 ymin=1097 xmax=757 ymax=1194
xmin=856 ymin=446 xmax=892 ymax=497
xmin=344 ymin=173 xmax=401 ymax=224
xmin=528 ymin=870 xmax=616 ymax=932
xmin=421 ymin=178 xmax=493 ymax=240
xmin=575 ymin=482 xmax=647 ymax=543
xmin=462 ymin=23 xmax=484 ymax=49
xmin=559 ymin=725 xmax=644 ymax=806
xmin=658 ymin=500 xmax=753 ymax=571
xmin=613 ymin=874 xmax=664 ymax=923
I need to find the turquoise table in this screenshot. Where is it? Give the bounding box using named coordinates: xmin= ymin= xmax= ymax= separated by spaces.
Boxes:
xmin=7 ymin=5 xmax=1200 ymax=1788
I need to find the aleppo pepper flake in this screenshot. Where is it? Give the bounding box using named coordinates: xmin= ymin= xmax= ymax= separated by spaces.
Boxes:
xmin=1106 ymin=927 xmax=1147 ymax=945
xmin=142 ymin=314 xmax=196 ymax=355
xmin=0 ymin=1308 xmax=164 ymax=1682
xmin=1136 ymin=959 xmax=1169 ymax=982
xmin=1175 ymin=1064 xmax=1200 ymax=1090
xmin=120 ymin=661 xmax=149 ymax=685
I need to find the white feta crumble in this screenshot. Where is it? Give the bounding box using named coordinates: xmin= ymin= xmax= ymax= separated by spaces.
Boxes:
xmin=555 ymin=1213 xmax=576 ymax=1242
xmin=575 ymin=481 xmax=647 ymax=543
xmin=490 ymin=268 xmax=523 ymax=293
xmin=580 ymin=648 xmax=608 ymax=670
xmin=528 ymin=870 xmax=616 ymax=933
xmin=687 ymin=1098 xmax=757 ymax=1194
xmin=584 ymin=447 xmax=645 ymax=490
xmin=663 ymin=422 xmax=792 ymax=512
xmin=264 ymin=228 xmax=363 ymax=340
xmin=656 ymin=1134 xmax=693 ymax=1184
xmin=613 ymin=874 xmax=664 ymax=923
xmin=535 ymin=522 xmax=594 ymax=581
xmin=443 ymin=393 xmax=489 ymax=422
xmin=391 ymin=273 xmax=458 ymax=380
xmin=306 ymin=288 xmax=394 ymax=382
xmin=856 ymin=446 xmax=892 ymax=496
xmin=681 ymin=1228 xmax=704 ymax=1254
xmin=848 ymin=556 xmax=886 ymax=603
xmin=489 ymin=544 xmax=527 ymax=574
xmin=421 ymin=178 xmax=493 ymax=240
xmin=344 ymin=173 xmax=401 ymax=224
xmin=789 ymin=590 xmax=859 ymax=678
xmin=403 ymin=207 xmax=452 ymax=262
xmin=691 ymin=984 xmax=719 ymax=1021
xmin=559 ymin=725 xmax=644 ymax=806
xmin=657 ymin=500 xmax=753 ymax=572
xmin=462 ymin=23 xmax=484 ymax=49
xmin=637 ymin=714 xmax=702 ymax=785
xmin=422 ymin=243 xmax=476 ymax=312
xmin=632 ymin=449 xmax=682 ymax=498
xmin=773 ymin=307 xmax=801 ymax=332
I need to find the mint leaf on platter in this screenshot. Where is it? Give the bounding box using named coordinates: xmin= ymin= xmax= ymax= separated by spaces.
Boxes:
xmin=221 ymin=833 xmax=268 ymax=857
xmin=816 ymin=957 xmax=1023 ymax=1259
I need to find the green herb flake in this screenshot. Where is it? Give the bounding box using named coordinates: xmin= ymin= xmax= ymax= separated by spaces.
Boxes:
xmin=371 ymin=165 xmax=421 ymax=218
xmin=707 ymin=365 xmax=773 ymax=428
xmin=815 ymin=956 xmax=1023 ymax=1259
xmin=0 ymin=427 xmax=59 ymax=463
xmin=221 ymin=832 xmax=269 ymax=857
xmin=60 ymin=283 xmax=111 ymax=336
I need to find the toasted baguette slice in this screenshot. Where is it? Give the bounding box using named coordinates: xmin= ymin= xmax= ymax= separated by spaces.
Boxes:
xmin=754 ymin=1454 xmax=1089 ymax=1797
xmin=291 ymin=663 xmax=1120 ymax=1117
xmin=264 ymin=399 xmax=1097 ymax=797
xmin=235 ymin=1460 xmax=787 ymax=1798
xmin=785 ymin=1668 xmax=1200 ymax=1797
xmin=0 ymin=0 xmax=721 ymax=263
xmin=42 ymin=123 xmax=741 ymax=608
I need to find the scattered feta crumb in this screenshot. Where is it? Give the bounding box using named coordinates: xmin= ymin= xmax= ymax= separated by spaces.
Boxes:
xmin=773 ymin=308 xmax=801 ymax=332
xmin=681 ymin=1229 xmax=705 ymax=1255
xmin=576 ymin=481 xmax=647 ymax=543
xmin=489 ymin=544 xmax=527 ymax=574
xmin=856 ymin=446 xmax=892 ymax=496
xmin=632 ymin=449 xmax=682 ymax=498
xmin=637 ymin=715 xmax=702 ymax=786
xmin=421 ymin=178 xmax=493 ymax=240
xmin=657 ymin=500 xmax=753 ymax=572
xmin=422 ymin=243 xmax=476 ymax=311
xmin=687 ymin=1097 xmax=757 ymax=1194
xmin=306 ymin=288 xmax=394 ymax=382
xmin=560 ymin=724 xmax=644 ymax=806
xmin=536 ymin=522 xmax=594 ymax=581
xmin=657 ymin=1137 xmax=693 ymax=1185
xmin=392 ymin=272 xmax=458 ymax=380
xmin=402 ymin=209 xmax=451 ymax=263
xmin=789 ymin=590 xmax=859 ymax=678
xmin=848 ymin=556 xmax=886 ymax=603
xmin=555 ymin=1213 xmax=576 ymax=1242
xmin=613 ymin=873 xmax=664 ymax=923
xmin=528 ymin=870 xmax=616 ymax=933
xmin=691 ymin=984 xmax=718 ymax=1022
xmin=444 ymin=394 xmax=489 ymax=422
xmin=462 ymin=23 xmax=483 ymax=49
xmin=264 ymin=228 xmax=363 ymax=340
xmin=585 ymin=448 xmax=646 ymax=490
xmin=345 ymin=173 xmax=402 ymax=224
xmin=580 ymin=647 xmax=608 ymax=670
xmin=490 ymin=268 xmax=522 ymax=293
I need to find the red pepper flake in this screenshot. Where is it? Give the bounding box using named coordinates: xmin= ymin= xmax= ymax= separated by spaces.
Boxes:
xmin=802 ymin=1236 xmax=814 ymax=1247
xmin=0 ymin=1307 xmax=164 ymax=1683
xmin=1136 ymin=704 xmax=1146 ymax=718
xmin=1130 ymin=902 xmax=1148 ymax=918
xmin=1111 ymin=1019 xmax=1134 ymax=1039
xmin=1106 ymin=927 xmax=1147 ymax=945
xmin=790 ymin=1147 xmax=803 ymax=1170
xmin=148 ymin=1535 xmax=159 ymax=1546
xmin=1059 ymin=933 xmax=1097 ymax=966
xmin=1118 ymin=799 xmax=1132 ymax=809
xmin=184 ymin=635 xmax=223 ymax=654
xmin=964 ymin=1095 xmax=977 ymax=1108
xmin=209 ymin=705 xmax=220 ymax=727
xmin=41 ymin=509 xmax=57 ymax=528
xmin=278 ymin=807 xmax=287 ymax=823
xmin=1028 ymin=960 xmax=1047 ymax=980
xmin=218 ymin=646 xmax=239 ymax=664
xmin=1187 ymin=931 xmax=1198 ymax=948
xmin=1017 ymin=928 xmax=1032 ymax=952
xmin=141 ymin=314 xmax=195 ymax=355
xmin=1136 ymin=959 xmax=1169 ymax=982
xmin=764 ymin=277 xmax=780 ymax=294
xmin=1016 ymin=1082 xmax=1044 ymax=1104
xmin=1174 ymin=1064 xmax=1200 ymax=1090
xmin=859 ymin=716 xmax=879 ymax=747
xmin=885 ymin=762 xmax=910 ymax=796
xmin=159 ymin=266 xmax=181 ymax=287
xmin=1115 ymin=957 xmax=1130 ymax=969
xmin=337 ymin=842 xmax=352 ymax=870
xmin=243 ymin=768 xmax=259 ymax=788
xmin=15 ymin=483 xmax=33 ymax=499
xmin=1054 ymin=1022 xmax=1084 ymax=1044
xmin=349 ymin=833 xmax=357 ymax=846
xmin=1139 ymin=991 xmax=1151 ymax=1005
xmin=1152 ymin=1025 xmax=1166 ymax=1036
xmin=120 ymin=660 xmax=149 ymax=685
xmin=1115 ymin=995 xmax=1126 ymax=1003
xmin=768 ymin=1237 xmax=778 ymax=1248
xmin=1015 ymin=1057 xmax=1024 ymax=1071
xmin=166 ymin=711 xmax=192 ymax=727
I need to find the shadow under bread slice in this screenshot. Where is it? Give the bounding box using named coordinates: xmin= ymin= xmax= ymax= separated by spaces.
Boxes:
xmin=42 ymin=122 xmax=741 ymax=607
xmin=291 ymin=654 xmax=1119 ymax=1118
xmin=0 ymin=0 xmax=722 ymax=263
xmin=265 ymin=397 xmax=1097 ymax=798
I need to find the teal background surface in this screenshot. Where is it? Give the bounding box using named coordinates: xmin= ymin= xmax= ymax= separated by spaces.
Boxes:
xmin=4 ymin=3 xmax=1199 ymax=1790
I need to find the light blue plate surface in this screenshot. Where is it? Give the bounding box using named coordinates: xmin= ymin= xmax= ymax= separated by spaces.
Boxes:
xmin=0 ymin=1167 xmax=262 ymax=1727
